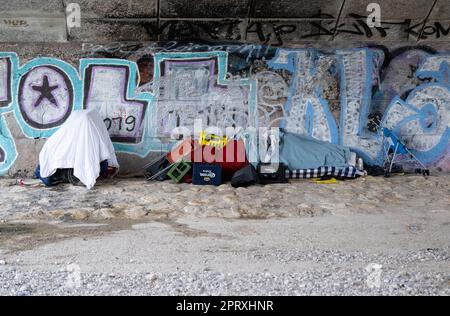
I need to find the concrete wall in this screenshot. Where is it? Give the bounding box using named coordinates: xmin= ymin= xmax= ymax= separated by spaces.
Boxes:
xmin=2 ymin=0 xmax=449 ymax=44
xmin=0 ymin=1 xmax=449 ymax=176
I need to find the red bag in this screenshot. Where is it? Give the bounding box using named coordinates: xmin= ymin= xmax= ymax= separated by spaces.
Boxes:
xmin=168 ymin=139 xmax=248 ymax=182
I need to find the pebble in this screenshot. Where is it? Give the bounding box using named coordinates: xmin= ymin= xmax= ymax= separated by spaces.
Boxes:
xmin=145 ymin=274 xmax=157 ymax=282
xmin=0 ymin=267 xmax=445 ymax=295
xmin=124 ymin=208 xmax=147 ymax=219
xmin=70 ymin=210 xmax=90 ymax=220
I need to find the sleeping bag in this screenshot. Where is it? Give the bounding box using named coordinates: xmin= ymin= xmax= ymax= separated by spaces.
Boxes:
xmin=279 ymin=130 xmax=351 ymax=170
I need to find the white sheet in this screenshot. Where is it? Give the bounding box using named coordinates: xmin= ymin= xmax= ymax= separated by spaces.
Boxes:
xmin=39 ymin=109 xmax=119 ymax=189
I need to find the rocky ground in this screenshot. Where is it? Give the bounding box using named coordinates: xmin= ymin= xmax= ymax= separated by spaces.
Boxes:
xmin=0 ymin=175 xmax=449 ymax=295
xmin=1 ymin=175 xmax=449 ymax=221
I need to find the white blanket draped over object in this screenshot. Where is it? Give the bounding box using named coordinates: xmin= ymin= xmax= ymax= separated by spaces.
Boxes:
xmin=39 ymin=109 xmax=119 ymax=189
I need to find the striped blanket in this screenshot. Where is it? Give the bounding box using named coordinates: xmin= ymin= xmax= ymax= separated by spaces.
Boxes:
xmin=286 ymin=166 xmax=364 ymax=179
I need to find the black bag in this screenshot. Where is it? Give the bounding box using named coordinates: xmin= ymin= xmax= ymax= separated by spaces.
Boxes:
xmin=231 ymin=164 xmax=259 ymax=188
xmin=257 ymin=163 xmax=287 ymax=184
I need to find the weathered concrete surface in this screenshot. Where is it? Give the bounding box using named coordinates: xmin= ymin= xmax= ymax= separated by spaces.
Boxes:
xmin=67 ymin=19 xmax=157 ymax=41
xmin=62 ymin=0 xmax=158 ymax=18
xmin=160 ymin=0 xmax=250 ymax=18
xmin=1 ymin=0 xmax=64 ymax=13
xmin=0 ymin=12 xmax=67 ymax=42
xmin=341 ymin=0 xmax=433 ymax=20
xmin=251 ymin=0 xmax=344 ymax=18
xmin=0 ymin=175 xmax=448 ymax=295
xmin=0 ymin=0 xmax=449 ymax=43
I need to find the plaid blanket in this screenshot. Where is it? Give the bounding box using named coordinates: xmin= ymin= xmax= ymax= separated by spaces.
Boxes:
xmin=286 ymin=166 xmax=364 ymax=179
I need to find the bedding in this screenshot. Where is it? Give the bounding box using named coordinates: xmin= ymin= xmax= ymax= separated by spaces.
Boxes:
xmin=286 ymin=165 xmax=364 ymax=179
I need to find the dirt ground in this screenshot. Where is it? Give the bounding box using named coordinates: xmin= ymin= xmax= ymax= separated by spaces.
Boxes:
xmin=0 ymin=174 xmax=449 ymax=295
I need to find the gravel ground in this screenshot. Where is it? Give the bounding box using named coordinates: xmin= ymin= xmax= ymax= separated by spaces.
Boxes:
xmin=0 ymin=175 xmax=449 ymax=296
xmin=0 ymin=268 xmax=448 ymax=296
xmin=0 ymin=213 xmax=449 ymax=295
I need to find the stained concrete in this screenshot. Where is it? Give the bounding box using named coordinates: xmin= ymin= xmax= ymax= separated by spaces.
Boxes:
xmin=0 ymin=0 xmax=448 ymax=43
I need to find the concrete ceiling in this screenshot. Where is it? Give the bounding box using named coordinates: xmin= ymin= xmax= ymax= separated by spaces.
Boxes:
xmin=0 ymin=0 xmax=449 ymax=43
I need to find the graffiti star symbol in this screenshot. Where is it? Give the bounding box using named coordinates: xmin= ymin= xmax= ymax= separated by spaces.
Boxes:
xmin=31 ymin=75 xmax=59 ymax=108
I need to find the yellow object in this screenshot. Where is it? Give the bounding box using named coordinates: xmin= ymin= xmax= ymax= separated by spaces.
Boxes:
xmin=199 ymin=131 xmax=227 ymax=148
xmin=313 ymin=178 xmax=338 ymax=184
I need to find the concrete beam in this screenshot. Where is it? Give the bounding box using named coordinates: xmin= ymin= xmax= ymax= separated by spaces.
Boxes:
xmin=250 ymin=0 xmax=344 ymax=18
xmin=68 ymin=18 xmax=157 ymax=42
xmin=160 ymin=0 xmax=251 ymax=18
xmin=1 ymin=0 xmax=64 ymax=13
xmin=0 ymin=12 xmax=67 ymax=42
xmin=341 ymin=0 xmax=433 ymax=20
xmin=62 ymin=0 xmax=158 ymax=19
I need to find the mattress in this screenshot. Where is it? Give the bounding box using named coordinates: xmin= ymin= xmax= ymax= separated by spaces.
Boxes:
xmin=286 ymin=166 xmax=364 ymax=179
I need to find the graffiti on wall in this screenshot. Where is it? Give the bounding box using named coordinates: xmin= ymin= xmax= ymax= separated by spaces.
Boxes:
xmin=0 ymin=45 xmax=449 ymax=175
xmin=18 ymin=64 xmax=74 ymax=129
xmin=268 ymin=49 xmax=338 ymax=143
xmin=82 ymin=61 xmax=148 ymax=143
xmin=153 ymin=52 xmax=256 ymax=137
xmin=123 ymin=11 xmax=450 ymax=45
xmin=0 ymin=57 xmax=12 ymax=108
xmin=124 ymin=13 xmax=450 ymax=45
xmin=382 ymin=55 xmax=450 ymax=162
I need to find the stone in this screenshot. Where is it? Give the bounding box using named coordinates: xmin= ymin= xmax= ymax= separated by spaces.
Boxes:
xmin=217 ymin=184 xmax=232 ymax=191
xmin=183 ymin=205 xmax=201 ymax=213
xmin=187 ymin=200 xmax=205 ymax=206
xmin=124 ymin=207 xmax=148 ymax=219
xmin=97 ymin=208 xmax=123 ymax=219
xmin=221 ymin=194 xmax=237 ymax=204
xmin=70 ymin=210 xmax=89 ymax=220
xmin=49 ymin=210 xmax=65 ymax=218
xmin=145 ymin=273 xmax=157 ymax=282
xmin=150 ymin=203 xmax=172 ymax=212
